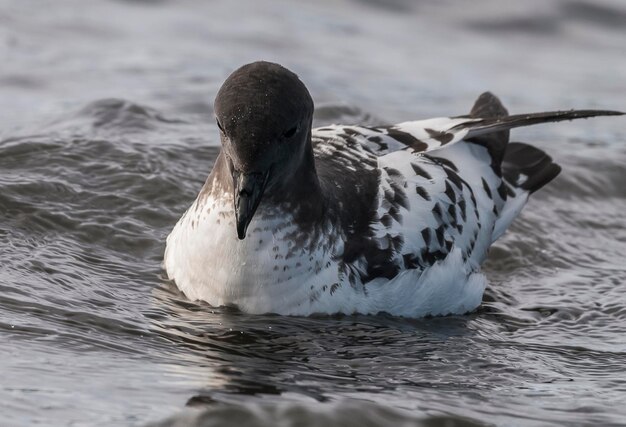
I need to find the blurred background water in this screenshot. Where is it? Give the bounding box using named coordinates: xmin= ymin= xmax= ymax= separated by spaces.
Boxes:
xmin=0 ymin=0 xmax=625 ymax=426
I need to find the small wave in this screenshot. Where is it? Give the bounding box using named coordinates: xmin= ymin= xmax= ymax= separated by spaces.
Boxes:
xmin=146 ymin=400 xmax=484 ymax=427
xmin=465 ymin=1 xmax=626 ymax=36
xmin=313 ymin=103 xmax=384 ymax=128
xmin=60 ymin=98 xmax=187 ymax=134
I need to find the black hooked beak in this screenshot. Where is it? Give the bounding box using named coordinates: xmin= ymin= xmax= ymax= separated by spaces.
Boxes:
xmin=233 ymin=170 xmax=271 ymax=240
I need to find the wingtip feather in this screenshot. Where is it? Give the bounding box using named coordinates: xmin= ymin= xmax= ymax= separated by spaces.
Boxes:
xmin=459 ymin=109 xmax=624 ymax=140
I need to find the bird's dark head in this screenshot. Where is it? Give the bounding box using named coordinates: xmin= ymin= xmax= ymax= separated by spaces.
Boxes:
xmin=214 ymin=61 xmax=314 ymax=240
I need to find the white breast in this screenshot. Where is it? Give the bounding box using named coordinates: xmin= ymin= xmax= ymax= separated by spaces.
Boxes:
xmin=164 ymin=191 xmax=344 ymax=315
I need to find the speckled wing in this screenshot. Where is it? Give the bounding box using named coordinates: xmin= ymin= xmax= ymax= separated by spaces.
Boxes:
xmin=313 ymin=117 xmax=476 ymax=157
xmin=311 ymin=118 xmax=502 ymax=286
xmin=311 ymin=105 xmax=623 ymax=287
xmin=313 ymin=109 xmax=622 ymax=157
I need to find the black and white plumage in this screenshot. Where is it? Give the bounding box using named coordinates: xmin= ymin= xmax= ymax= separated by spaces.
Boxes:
xmin=164 ymin=61 xmax=623 ymax=317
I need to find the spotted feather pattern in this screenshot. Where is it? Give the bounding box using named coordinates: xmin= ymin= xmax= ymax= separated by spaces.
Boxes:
xmin=314 ymin=117 xmax=476 ymax=157
xmin=167 ymin=98 xmax=621 ymax=316
xmin=311 ymin=116 xmax=513 ymax=289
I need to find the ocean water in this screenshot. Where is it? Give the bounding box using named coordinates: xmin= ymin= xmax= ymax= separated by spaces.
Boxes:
xmin=1 ymin=0 xmax=625 ymax=426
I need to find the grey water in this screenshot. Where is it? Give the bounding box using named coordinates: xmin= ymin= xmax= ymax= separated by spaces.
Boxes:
xmin=1 ymin=0 xmax=625 ymax=426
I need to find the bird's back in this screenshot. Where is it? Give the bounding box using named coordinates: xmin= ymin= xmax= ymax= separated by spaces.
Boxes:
xmin=310 ymin=92 xmax=555 ymax=290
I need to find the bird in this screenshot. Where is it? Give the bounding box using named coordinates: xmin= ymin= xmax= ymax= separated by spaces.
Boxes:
xmin=164 ymin=61 xmax=623 ymax=318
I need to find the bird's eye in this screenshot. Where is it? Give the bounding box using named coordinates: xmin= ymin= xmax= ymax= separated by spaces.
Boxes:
xmin=216 ymin=118 xmax=225 ymax=132
xmin=283 ymin=124 xmax=298 ymax=138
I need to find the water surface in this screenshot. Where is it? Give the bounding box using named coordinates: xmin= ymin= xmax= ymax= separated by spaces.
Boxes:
xmin=1 ymin=0 xmax=625 ymax=426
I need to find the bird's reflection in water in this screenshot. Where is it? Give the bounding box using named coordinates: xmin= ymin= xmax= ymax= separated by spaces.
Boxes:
xmin=148 ymin=279 xmax=483 ymax=410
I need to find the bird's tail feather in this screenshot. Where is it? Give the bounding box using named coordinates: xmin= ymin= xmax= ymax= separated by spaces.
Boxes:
xmin=501 ymin=142 xmax=561 ymax=193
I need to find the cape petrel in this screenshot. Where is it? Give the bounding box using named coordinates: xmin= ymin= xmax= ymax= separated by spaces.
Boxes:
xmin=164 ymin=61 xmax=623 ymax=317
